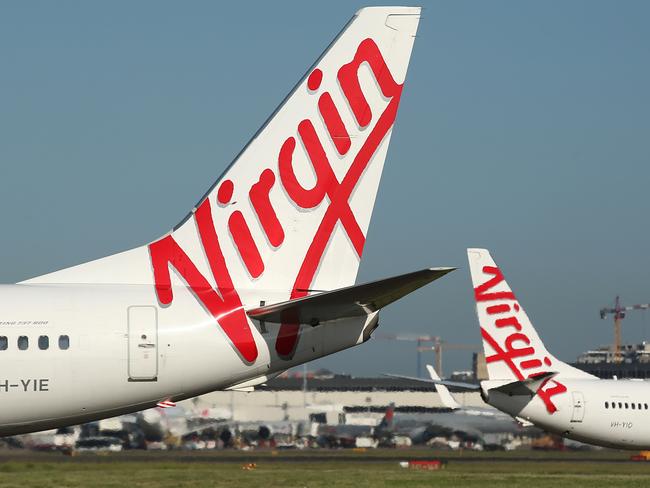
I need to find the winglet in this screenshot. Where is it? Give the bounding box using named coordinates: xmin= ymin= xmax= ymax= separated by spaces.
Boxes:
xmin=425 ymin=364 xmax=461 ymax=410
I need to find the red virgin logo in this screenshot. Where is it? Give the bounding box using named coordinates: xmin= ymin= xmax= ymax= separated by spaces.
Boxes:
xmin=148 ymin=38 xmax=404 ymax=363
xmin=475 ymin=266 xmax=567 ymax=413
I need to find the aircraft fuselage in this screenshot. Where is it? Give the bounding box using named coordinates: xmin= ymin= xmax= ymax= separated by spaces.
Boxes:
xmin=0 ymin=284 xmax=374 ymax=436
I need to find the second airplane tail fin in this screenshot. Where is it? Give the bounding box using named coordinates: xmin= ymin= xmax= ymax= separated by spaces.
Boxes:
xmin=468 ymin=248 xmax=594 ymax=382
xmin=377 ymin=402 xmax=395 ymax=431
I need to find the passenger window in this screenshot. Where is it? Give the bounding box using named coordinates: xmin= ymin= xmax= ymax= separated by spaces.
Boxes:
xmin=38 ymin=336 xmax=49 ymax=350
xmin=632 ymin=403 xmax=636 ymax=410
xmin=612 ymin=402 xmax=616 ymax=409
xmin=0 ymin=336 xmax=7 ymax=350
xmin=625 ymin=403 xmax=629 ymax=409
xmin=18 ymin=336 xmax=28 ymax=351
xmin=605 ymin=402 xmax=609 ymax=409
xmin=619 ymin=402 xmax=623 ymax=409
xmin=639 ymin=403 xmax=643 ymax=410
xmin=646 ymin=404 xmax=649 ymax=410
xmin=58 ymin=335 xmax=70 ymax=350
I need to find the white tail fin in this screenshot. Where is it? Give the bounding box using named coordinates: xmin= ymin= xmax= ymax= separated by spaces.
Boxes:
xmin=425 ymin=364 xmax=461 ymax=410
xmin=24 ymin=8 xmax=421 ymax=363
xmin=26 ymin=7 xmax=421 ymax=294
xmin=467 ymin=249 xmax=594 ymax=381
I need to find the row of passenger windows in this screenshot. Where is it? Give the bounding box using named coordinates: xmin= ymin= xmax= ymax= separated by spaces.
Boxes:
xmin=0 ymin=335 xmax=69 ymax=351
xmin=604 ymin=401 xmax=648 ymax=410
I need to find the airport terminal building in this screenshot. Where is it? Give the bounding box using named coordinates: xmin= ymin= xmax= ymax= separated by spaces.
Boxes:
xmin=189 ymin=373 xmax=487 ymax=424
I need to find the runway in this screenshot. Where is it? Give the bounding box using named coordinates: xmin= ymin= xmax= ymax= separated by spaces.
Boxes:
xmin=0 ymin=448 xmax=641 ymax=464
xmin=1 ymin=448 xmax=648 ymax=488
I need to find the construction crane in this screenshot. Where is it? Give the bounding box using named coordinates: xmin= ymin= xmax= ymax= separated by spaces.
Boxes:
xmin=376 ymin=333 xmax=479 ymax=377
xmin=417 ymin=340 xmax=480 ymax=377
xmin=600 ymin=296 xmax=650 ymax=363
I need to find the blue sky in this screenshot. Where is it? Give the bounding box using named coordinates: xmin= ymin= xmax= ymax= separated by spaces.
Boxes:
xmin=1 ymin=1 xmax=649 ymax=376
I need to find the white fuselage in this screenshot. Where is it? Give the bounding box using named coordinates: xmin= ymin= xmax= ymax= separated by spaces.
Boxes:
xmin=485 ymin=378 xmax=650 ymax=449
xmin=0 ymin=284 xmax=374 ymax=436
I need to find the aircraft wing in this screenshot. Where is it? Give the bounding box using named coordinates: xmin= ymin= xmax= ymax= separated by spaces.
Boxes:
xmin=247 ymin=268 xmax=455 ymax=325
xmin=382 ymin=373 xmax=480 ymax=391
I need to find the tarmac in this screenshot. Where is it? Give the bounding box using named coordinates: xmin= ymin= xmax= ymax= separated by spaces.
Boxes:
xmin=0 ymin=449 xmax=639 ymax=464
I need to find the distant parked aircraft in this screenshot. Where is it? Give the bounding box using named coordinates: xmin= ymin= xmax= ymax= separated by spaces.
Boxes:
xmin=382 ymin=365 xmax=526 ymax=443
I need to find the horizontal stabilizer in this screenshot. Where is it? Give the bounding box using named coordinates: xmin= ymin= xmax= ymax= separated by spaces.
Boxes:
xmin=247 ymin=267 xmax=455 ymax=325
xmin=382 ymin=373 xmax=480 ymax=391
xmin=489 ymin=372 xmax=557 ymax=396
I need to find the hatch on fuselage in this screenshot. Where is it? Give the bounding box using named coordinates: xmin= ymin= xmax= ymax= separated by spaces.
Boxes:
xmin=571 ymin=391 xmax=585 ymax=423
xmin=127 ymin=306 xmax=158 ymax=381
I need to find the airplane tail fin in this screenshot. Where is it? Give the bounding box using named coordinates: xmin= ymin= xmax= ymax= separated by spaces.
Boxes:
xmin=377 ymin=402 xmax=395 ymax=430
xmin=425 ymin=364 xmax=461 ymax=410
xmin=26 ymin=7 xmax=421 ymax=297
xmin=467 ymin=249 xmax=594 ymax=381
xmin=23 ymin=8 xmax=422 ymax=363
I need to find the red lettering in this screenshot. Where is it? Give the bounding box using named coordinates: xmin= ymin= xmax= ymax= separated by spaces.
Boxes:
xmin=217 ymin=180 xmax=234 ymax=205
xmin=307 ymin=69 xmax=323 ymax=91
xmin=481 ymin=328 xmax=524 ymax=380
xmin=520 ymin=359 xmax=542 ymax=369
xmin=318 ymin=92 xmax=351 ymax=155
xmin=487 ymin=304 xmax=511 ymax=315
xmin=338 ymin=38 xmax=401 ymax=128
xmin=249 ymin=169 xmax=284 ymax=248
xmin=535 ymin=376 xmax=567 ymax=414
xmin=495 ymin=316 xmax=523 ymax=331
xmin=474 ymin=266 xmax=517 ymax=302
xmin=150 ymin=39 xmax=406 ymax=363
xmin=482 ymin=328 xmax=566 ymax=413
xmin=504 ymin=333 xmax=535 ymax=358
xmin=279 ymin=135 xmax=328 ymax=209
xmin=275 ymin=38 xmax=404 ymax=357
xmin=279 ymin=119 xmax=365 ymax=251
xmin=228 ymin=210 xmax=265 ymax=279
xmin=149 ymin=200 xmax=258 ymax=363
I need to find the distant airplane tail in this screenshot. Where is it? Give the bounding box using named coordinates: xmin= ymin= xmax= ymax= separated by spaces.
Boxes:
xmin=377 ymin=402 xmax=395 ymax=430
xmin=468 ymin=248 xmax=594 ymax=382
xmin=425 ymin=364 xmax=461 ymax=410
